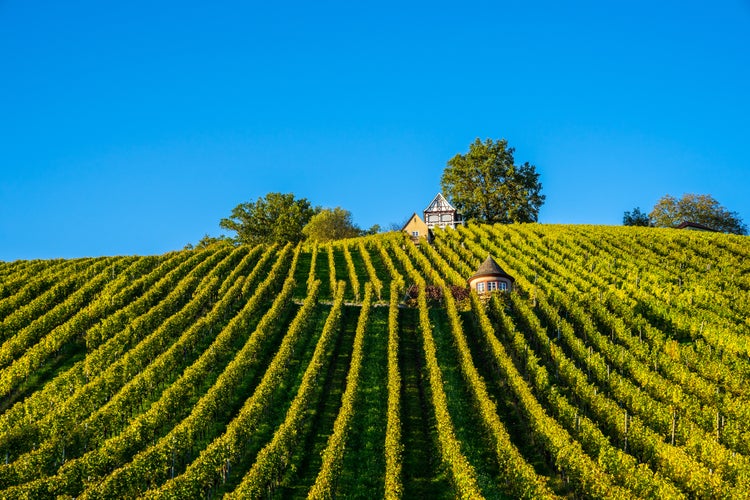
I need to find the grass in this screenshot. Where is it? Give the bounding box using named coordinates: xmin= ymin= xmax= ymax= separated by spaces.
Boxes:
xmin=273 ymin=304 xmax=357 ymax=497
xmin=331 ymin=248 xmax=355 ymax=302
xmin=292 ymin=250 xmax=313 ymax=299
xmin=428 ymin=308 xmax=510 ymax=499
xmin=0 ymin=338 xmax=86 ymax=413
xmin=315 ymin=248 xmax=333 ymax=300
xmin=337 ymin=306 xmax=389 ymax=498
xmin=398 ymin=307 xmax=453 ymax=499
xmin=161 ymin=302 xmax=298 ymax=481
xmin=212 ymin=304 xmax=331 ymax=496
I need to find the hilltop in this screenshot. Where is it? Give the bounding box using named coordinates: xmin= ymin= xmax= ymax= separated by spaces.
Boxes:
xmin=0 ymin=224 xmax=748 ymax=498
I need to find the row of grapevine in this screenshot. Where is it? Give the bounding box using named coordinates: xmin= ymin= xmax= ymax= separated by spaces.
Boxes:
xmin=484 ymin=291 xmax=685 ymax=498
xmin=358 ymin=241 xmax=384 ymax=300
xmin=0 ymin=255 xmax=171 ymax=401
xmin=0 ymin=247 xmax=231 ymax=462
xmin=71 ymin=246 xmax=299 ymax=498
xmin=484 ymin=224 xmax=750 ymax=456
xmin=0 ymin=258 xmax=110 ymax=341
xmin=415 ymin=282 xmax=483 ymax=498
xmin=482 ymin=223 xmax=746 ymax=469
xmin=327 ymin=244 xmax=338 ymax=297
xmin=454 ymin=224 xmax=729 ymax=496
xmin=134 ymin=278 xmax=324 ymax=499
xmin=402 ymin=232 xmax=555 ymax=498
xmin=0 ymin=246 xmax=261 ymax=490
xmin=307 ymin=243 xmax=319 ymax=288
xmin=0 ymin=224 xmax=747 ymax=498
xmin=0 ymin=257 xmax=124 ymax=369
xmin=225 ymin=281 xmax=347 ymax=498
xmin=383 ymin=281 xmax=403 ymax=499
xmin=374 ymin=239 xmax=405 ymax=290
xmin=0 ymin=259 xmax=76 ymax=308
xmin=440 ymin=225 xmax=741 ymax=498
xmin=342 ymin=244 xmax=361 ymax=302
xmin=307 ymin=283 xmax=373 ymax=498
xmin=0 ymin=251 xmax=194 ymax=449
xmin=444 ymin=288 xmax=555 ymax=498
xmin=414 ymin=230 xmax=635 ymax=498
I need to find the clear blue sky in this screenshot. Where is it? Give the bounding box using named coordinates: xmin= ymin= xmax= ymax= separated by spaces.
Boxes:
xmin=2 ymin=1 xmax=749 ymax=260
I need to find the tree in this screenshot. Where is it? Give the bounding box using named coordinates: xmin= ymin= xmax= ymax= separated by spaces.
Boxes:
xmin=649 ymin=193 xmax=747 ymax=235
xmin=441 ymin=138 xmax=544 ymax=223
xmin=184 ymin=234 xmax=233 ymax=250
xmin=220 ymin=192 xmax=317 ymax=245
xmin=623 ymin=207 xmax=651 ymax=226
xmin=302 ymin=207 xmax=361 ymax=242
xmin=364 ymin=224 xmax=382 ymax=235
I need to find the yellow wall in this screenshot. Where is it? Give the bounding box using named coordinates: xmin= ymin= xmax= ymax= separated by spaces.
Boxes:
xmin=403 ymin=214 xmax=429 ymax=239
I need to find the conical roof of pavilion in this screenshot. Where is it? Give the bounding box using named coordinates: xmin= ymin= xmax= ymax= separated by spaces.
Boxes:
xmin=424 ymin=193 xmax=456 ymax=213
xmin=470 ymin=255 xmax=515 ymax=281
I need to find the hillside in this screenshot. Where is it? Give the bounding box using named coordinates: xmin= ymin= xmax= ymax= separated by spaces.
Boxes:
xmin=0 ymin=224 xmax=748 ymax=499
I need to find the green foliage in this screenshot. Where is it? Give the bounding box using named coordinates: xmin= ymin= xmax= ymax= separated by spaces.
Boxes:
xmin=186 ymin=233 xmax=234 ymax=250
xmin=220 ymin=192 xmax=317 ymax=244
xmin=441 ymin=138 xmax=545 ymax=223
xmin=622 ymin=207 xmax=651 ymax=226
xmin=384 ymin=281 xmax=403 ymax=499
xmin=308 ymin=284 xmax=372 ymax=499
xmin=650 ymin=193 xmax=747 ymax=235
xmin=302 ymin=207 xmax=361 ymax=242
xmin=230 ymin=281 xmax=346 ymax=499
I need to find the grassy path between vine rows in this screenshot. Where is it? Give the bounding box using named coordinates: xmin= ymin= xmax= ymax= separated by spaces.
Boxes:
xmin=398 ymin=308 xmax=452 ymax=499
xmin=429 ymin=308 xmax=510 ymax=499
xmin=273 ymin=304 xmax=357 ymax=497
xmin=337 ymin=306 xmax=388 ymax=498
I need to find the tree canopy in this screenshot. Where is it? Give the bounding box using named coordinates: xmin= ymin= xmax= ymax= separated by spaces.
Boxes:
xmin=219 ymin=192 xmax=317 ymax=245
xmin=184 ymin=234 xmax=233 ymax=250
xmin=623 ymin=207 xmax=651 ymax=227
xmin=302 ymin=207 xmax=362 ymax=242
xmin=441 ymin=138 xmax=544 ymax=224
xmin=649 ymin=193 xmax=747 ymax=235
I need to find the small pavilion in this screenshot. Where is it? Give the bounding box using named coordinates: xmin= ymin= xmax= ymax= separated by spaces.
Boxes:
xmin=468 ymin=255 xmax=514 ymax=293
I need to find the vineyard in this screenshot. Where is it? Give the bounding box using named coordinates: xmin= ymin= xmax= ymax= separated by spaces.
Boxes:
xmin=0 ymin=223 xmax=749 ymax=499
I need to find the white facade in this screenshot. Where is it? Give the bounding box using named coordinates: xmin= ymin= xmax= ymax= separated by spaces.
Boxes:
xmin=423 ymin=193 xmax=463 ymax=229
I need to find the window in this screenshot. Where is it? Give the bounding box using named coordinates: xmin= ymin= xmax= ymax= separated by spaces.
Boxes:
xmin=441 ymin=214 xmax=452 ymax=222
xmin=476 ymin=282 xmax=485 ymax=292
xmin=487 ymin=281 xmax=498 ymax=291
xmin=412 ymin=231 xmax=419 ymax=237
xmin=499 ymin=282 xmax=507 ymax=291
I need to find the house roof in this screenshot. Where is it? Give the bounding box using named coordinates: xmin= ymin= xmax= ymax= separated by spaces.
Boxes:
xmin=401 ymin=212 xmax=427 ymax=231
xmin=424 ymin=193 xmax=456 ymax=213
xmin=470 ymin=255 xmax=514 ymax=281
